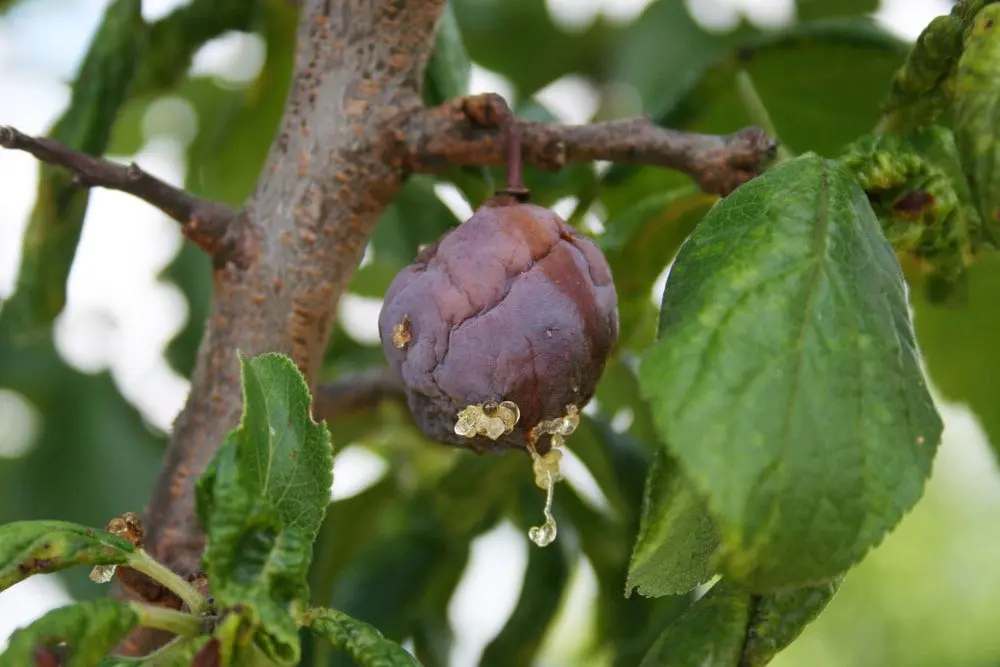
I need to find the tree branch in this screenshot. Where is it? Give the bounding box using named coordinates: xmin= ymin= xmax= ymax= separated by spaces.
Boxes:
xmin=313 ymin=368 xmax=405 ymax=422
xmin=0 ymin=126 xmax=255 ymax=268
xmin=139 ymin=0 xmax=446 ymax=610
xmin=402 ymin=93 xmax=778 ymax=196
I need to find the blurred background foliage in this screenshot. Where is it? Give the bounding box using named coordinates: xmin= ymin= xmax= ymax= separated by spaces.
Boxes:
xmin=3 ymin=0 xmax=1000 ymax=666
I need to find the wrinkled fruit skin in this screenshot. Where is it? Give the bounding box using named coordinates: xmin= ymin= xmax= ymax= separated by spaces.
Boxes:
xmin=379 ymin=199 xmax=619 ymax=454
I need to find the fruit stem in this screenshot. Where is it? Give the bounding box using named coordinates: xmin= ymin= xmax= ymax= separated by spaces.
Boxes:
xmin=494 ymin=97 xmax=530 ymax=202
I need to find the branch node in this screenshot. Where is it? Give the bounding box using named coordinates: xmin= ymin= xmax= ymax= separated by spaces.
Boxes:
xmin=0 ymin=125 xmax=255 ymax=268
xmin=402 ymin=101 xmax=776 ymax=196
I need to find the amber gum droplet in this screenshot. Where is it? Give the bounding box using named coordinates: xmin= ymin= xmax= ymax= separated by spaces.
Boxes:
xmin=392 ymin=316 xmax=412 ymax=349
xmin=526 ymin=405 xmax=582 ymax=548
xmin=454 ymin=400 xmax=521 ymax=440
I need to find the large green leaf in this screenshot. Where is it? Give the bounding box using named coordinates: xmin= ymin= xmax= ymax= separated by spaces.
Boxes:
xmin=638 ymin=582 xmax=751 ymax=667
xmin=0 ymin=521 xmax=135 ymax=592
xmin=451 ymin=0 xmax=612 ymax=97
xmin=640 ymin=154 xmax=942 ymax=590
xmin=626 ymin=449 xmax=718 ymax=598
xmin=797 ymin=0 xmax=878 ymax=20
xmin=306 ymin=608 xmax=420 ymax=667
xmin=911 ymin=254 xmax=1000 ymax=456
xmin=0 ymin=0 xmax=143 ymax=334
xmin=662 ymin=19 xmax=908 ymax=157
xmin=0 ymin=599 xmax=139 ymax=667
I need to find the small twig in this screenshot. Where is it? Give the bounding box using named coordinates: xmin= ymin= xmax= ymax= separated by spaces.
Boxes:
xmin=402 ymin=93 xmax=778 ymax=197
xmin=312 ymin=368 xmax=406 ymax=423
xmin=0 ymin=126 xmax=256 ymax=268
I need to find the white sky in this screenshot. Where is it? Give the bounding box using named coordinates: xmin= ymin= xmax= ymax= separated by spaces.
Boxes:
xmin=0 ymin=1 xmax=984 ymax=665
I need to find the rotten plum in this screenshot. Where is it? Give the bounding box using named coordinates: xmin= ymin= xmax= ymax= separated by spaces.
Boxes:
xmin=378 ymin=100 xmax=618 ymax=456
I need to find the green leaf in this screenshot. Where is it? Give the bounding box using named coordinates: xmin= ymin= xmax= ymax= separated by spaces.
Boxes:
xmin=0 ymin=599 xmax=139 ymax=667
xmin=0 ymin=520 xmax=135 ymax=592
xmin=183 ymin=2 xmax=297 ymax=207
xmin=742 ymin=578 xmax=843 ymax=666
xmin=953 ymin=3 xmax=1000 ymax=242
xmin=372 ymin=176 xmax=461 ymax=266
xmin=640 ymin=154 xmax=942 ymax=590
xmin=309 ymin=478 xmax=399 ymax=607
xmin=638 ymin=582 xmax=751 ymax=667
xmin=0 ymin=334 xmax=164 ymax=599
xmin=797 ymin=0 xmax=878 ymax=20
xmin=600 ymin=187 xmax=716 ymax=350
xmin=627 ymin=449 xmax=719 ymax=598
xmin=230 ymin=352 xmax=334 ymax=537
xmin=911 ymin=254 xmax=1000 ymax=458
xmin=197 ymin=352 xmax=334 ymax=665
xmin=306 ymin=608 xmax=421 ymax=667
xmin=666 ymin=20 xmax=907 ymax=156
xmin=134 ymin=0 xmax=265 ymax=96
xmin=98 ymin=637 xmax=210 ymax=666
xmin=423 ymin=1 xmax=470 ymax=106
xmin=479 ymin=486 xmax=571 ymax=667
xmin=452 ymin=0 xmax=613 ymax=98
xmin=0 ymin=0 xmax=144 ymax=334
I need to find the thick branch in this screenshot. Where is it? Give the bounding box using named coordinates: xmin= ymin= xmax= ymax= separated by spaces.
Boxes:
xmin=140 ymin=0 xmax=445 ymax=606
xmin=0 ymin=126 xmax=254 ymax=268
xmin=313 ymin=368 xmax=405 ymax=422
xmin=402 ymin=93 xmax=777 ymax=196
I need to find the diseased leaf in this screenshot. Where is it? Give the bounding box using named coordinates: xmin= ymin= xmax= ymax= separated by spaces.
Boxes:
xmin=307 ymin=608 xmax=421 ymax=667
xmin=0 ymin=520 xmax=135 ymax=592
xmin=197 ymin=352 xmax=335 ymax=665
xmin=839 ymin=127 xmax=982 ymax=303
xmin=742 ymin=578 xmax=843 ymax=666
xmin=880 ymin=0 xmax=998 ymax=132
xmin=0 ymin=599 xmax=138 ymax=667
xmin=97 ymin=637 xmax=210 ymax=666
xmin=953 ymin=3 xmax=1000 ymax=241
xmin=627 ymin=449 xmax=719 ymax=598
xmin=640 ymin=154 xmax=942 ymax=590
xmin=0 ymin=0 xmax=143 ymax=334
xmin=638 ymin=581 xmax=750 ymax=667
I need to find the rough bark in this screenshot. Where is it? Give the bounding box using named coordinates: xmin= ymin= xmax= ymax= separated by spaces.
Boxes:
xmin=143 ymin=0 xmax=444 ymax=579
